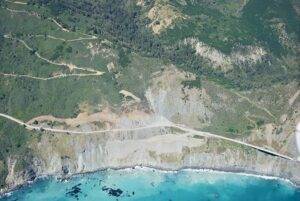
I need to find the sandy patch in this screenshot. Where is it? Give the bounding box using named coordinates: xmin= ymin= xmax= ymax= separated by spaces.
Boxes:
xmin=26 ymin=106 xmax=164 ymax=131
xmin=136 ymin=0 xmax=145 ymax=6
xmin=120 ymin=90 xmax=141 ymax=102
xmin=185 ymin=38 xmax=233 ymax=71
xmin=147 ymin=2 xmax=185 ymax=34
xmin=27 ymin=108 xmax=118 ymax=128
xmin=87 ymin=41 xmax=116 ymax=60
xmin=270 ymin=21 xmax=297 ymax=49
xmin=8 ymin=1 xmax=27 ymax=5
xmin=106 ymin=62 xmax=116 ymax=72
xmin=184 ymin=38 xmax=267 ymax=72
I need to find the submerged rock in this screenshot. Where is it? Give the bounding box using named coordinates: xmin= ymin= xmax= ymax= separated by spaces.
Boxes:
xmin=101 ymin=186 xmax=123 ymax=197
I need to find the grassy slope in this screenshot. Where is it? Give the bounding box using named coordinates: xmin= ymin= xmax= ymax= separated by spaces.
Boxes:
xmin=0 ymin=0 xmax=299 ymax=188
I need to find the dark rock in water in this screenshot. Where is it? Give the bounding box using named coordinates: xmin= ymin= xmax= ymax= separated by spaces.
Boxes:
xmin=66 ymin=183 xmax=82 ymax=200
xmin=101 ymin=186 xmax=123 ymax=197
xmin=60 ymin=177 xmax=70 ymax=182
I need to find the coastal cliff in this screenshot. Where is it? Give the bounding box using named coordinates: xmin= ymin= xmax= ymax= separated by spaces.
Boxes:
xmin=2 ymin=128 xmax=300 ymax=195
xmin=1 ymin=66 xmax=299 ymax=194
xmin=0 ymin=0 xmax=299 ymax=197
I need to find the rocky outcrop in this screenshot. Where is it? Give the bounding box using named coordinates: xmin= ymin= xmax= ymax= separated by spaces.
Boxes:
xmin=184 ymin=38 xmax=267 ymax=72
xmin=145 ymin=66 xmax=213 ymax=129
xmin=2 ymin=118 xmax=300 ymax=194
xmin=28 ymin=128 xmax=300 ymax=188
xmin=1 ymin=64 xmax=299 ymax=195
xmin=2 ymin=126 xmax=299 ymax=195
xmin=1 ymin=157 xmax=37 ymax=194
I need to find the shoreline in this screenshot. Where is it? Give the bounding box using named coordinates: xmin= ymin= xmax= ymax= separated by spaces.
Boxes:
xmin=1 ymin=165 xmax=299 ymax=198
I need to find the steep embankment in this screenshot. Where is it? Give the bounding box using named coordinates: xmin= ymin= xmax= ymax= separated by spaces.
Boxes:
xmin=1 ymin=66 xmax=299 ymax=194
xmin=3 ymin=125 xmax=300 ymax=194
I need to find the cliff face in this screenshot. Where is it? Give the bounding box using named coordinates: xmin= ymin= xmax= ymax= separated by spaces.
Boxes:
xmin=2 ymin=123 xmax=300 ymax=194
xmin=29 ymin=128 xmax=300 ymax=186
xmin=3 ymin=129 xmax=300 ymax=194
xmin=1 ymin=66 xmax=299 ymax=194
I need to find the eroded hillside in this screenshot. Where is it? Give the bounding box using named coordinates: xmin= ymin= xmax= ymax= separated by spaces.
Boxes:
xmin=0 ymin=0 xmax=299 ymax=192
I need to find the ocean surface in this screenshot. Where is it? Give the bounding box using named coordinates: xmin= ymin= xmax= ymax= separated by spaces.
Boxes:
xmin=1 ymin=168 xmax=300 ymax=201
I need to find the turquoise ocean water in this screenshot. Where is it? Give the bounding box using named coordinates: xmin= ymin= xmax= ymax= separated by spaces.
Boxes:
xmin=1 ymin=168 xmax=299 ymax=201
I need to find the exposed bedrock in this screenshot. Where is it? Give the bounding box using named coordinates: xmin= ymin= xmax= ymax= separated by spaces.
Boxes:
xmin=28 ymin=128 xmax=300 ymax=187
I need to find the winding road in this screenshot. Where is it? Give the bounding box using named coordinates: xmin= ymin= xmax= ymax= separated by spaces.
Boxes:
xmin=0 ymin=72 xmax=102 ymax=80
xmin=35 ymin=34 xmax=98 ymax=42
xmin=2 ymin=34 xmax=104 ymax=77
xmin=232 ymin=90 xmax=275 ymax=119
xmin=0 ymin=113 xmax=294 ymax=161
xmin=0 ymin=3 xmax=296 ymax=163
xmin=4 ymin=6 xmax=98 ymax=40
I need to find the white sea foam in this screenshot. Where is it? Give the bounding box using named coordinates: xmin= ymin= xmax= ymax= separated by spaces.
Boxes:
xmin=111 ymin=166 xmax=296 ymax=187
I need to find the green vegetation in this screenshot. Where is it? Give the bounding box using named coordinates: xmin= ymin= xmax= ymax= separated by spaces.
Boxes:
xmin=0 ymin=119 xmax=33 ymax=188
xmin=118 ymin=47 xmax=131 ymax=68
xmin=242 ymin=0 xmax=299 ymax=56
xmin=0 ymin=37 xmax=68 ymax=77
xmin=117 ymin=53 xmax=164 ymax=98
xmin=27 ymin=0 xmax=298 ymax=90
xmin=167 ymin=0 xmax=299 ymax=56
xmin=201 ymin=81 xmax=273 ymax=137
xmin=0 ymin=0 xmax=299 ymax=189
xmin=165 ymin=0 xmax=253 ymax=54
xmin=0 ymin=73 xmax=122 ymax=121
